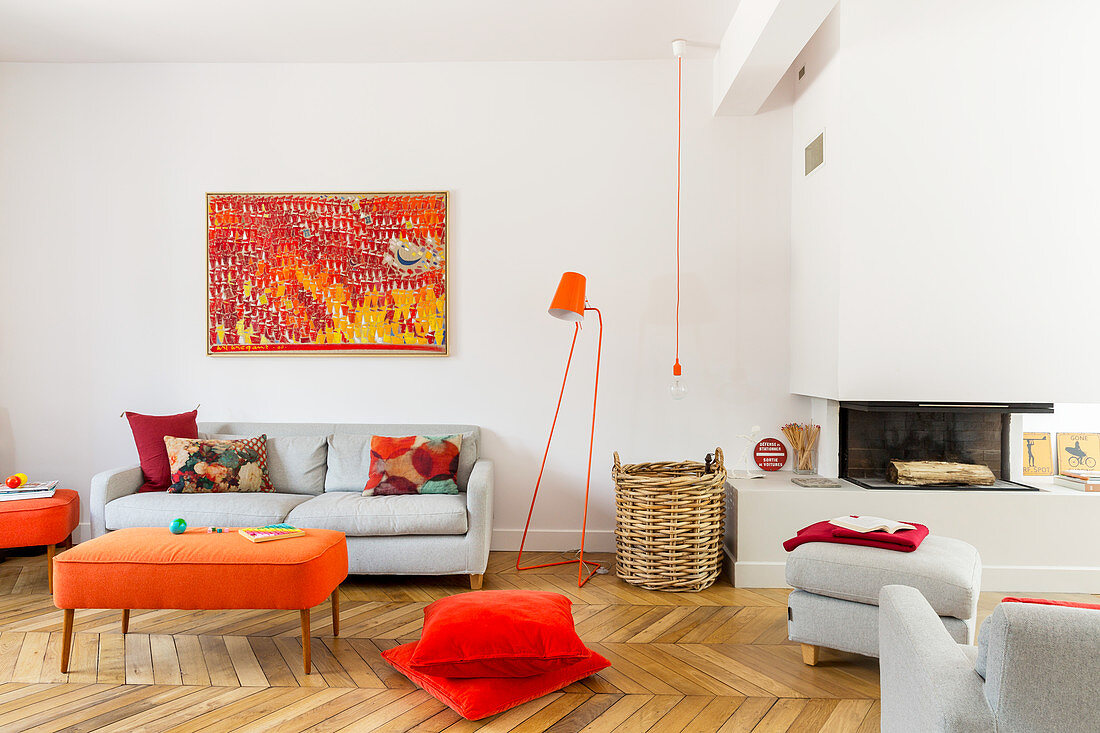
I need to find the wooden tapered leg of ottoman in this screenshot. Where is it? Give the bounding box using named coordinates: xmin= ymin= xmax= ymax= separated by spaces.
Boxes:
xmin=331 ymin=589 xmax=340 ymax=637
xmin=801 ymin=643 xmax=821 ymax=666
xmin=47 ymin=544 xmax=56 ymax=594
xmin=60 ymin=609 xmax=74 ymax=673
xmin=301 ymin=608 xmax=311 ymax=674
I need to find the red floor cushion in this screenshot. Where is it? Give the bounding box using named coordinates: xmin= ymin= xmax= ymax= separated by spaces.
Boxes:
xmin=383 ymin=641 xmax=609 ymax=720
xmin=409 ymin=590 xmax=590 ymax=677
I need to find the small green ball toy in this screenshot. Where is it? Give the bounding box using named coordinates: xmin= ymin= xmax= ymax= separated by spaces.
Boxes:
xmin=169 ymin=518 xmax=187 ymax=534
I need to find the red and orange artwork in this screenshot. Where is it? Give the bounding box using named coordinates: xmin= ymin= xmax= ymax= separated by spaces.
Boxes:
xmin=206 ymin=192 xmax=447 ymax=355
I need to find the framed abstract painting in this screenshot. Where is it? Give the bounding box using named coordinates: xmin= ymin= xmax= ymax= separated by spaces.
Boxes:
xmin=206 ymin=192 xmax=448 ymax=355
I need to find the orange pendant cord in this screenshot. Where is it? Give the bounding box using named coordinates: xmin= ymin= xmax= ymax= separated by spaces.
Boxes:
xmin=673 ymin=55 xmax=682 ymax=379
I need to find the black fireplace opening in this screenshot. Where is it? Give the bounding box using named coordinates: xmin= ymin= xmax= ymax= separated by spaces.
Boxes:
xmin=839 ymin=402 xmax=1052 ymax=491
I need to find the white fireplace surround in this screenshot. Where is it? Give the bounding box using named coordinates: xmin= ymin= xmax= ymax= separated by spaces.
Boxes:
xmin=728 ymin=398 xmax=1100 ymax=593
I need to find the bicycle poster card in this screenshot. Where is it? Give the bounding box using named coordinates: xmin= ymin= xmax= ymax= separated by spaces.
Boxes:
xmin=1055 ymin=432 xmax=1100 ymax=475
xmin=1022 ymin=433 xmax=1053 ymax=476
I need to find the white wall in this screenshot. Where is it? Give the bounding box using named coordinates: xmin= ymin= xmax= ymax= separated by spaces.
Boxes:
xmin=790 ymin=1 xmax=1100 ymax=402
xmin=0 ymin=61 xmax=807 ymax=547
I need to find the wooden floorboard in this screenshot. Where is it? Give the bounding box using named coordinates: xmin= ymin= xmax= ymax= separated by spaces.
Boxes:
xmin=0 ymin=548 xmax=1094 ymax=731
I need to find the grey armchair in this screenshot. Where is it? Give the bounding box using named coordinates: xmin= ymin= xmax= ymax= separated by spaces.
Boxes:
xmin=879 ymin=584 xmax=1100 ymax=733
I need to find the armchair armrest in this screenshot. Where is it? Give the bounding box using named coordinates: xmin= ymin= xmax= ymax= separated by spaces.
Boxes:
xmin=89 ymin=465 xmax=143 ymax=537
xmin=463 ymin=458 xmax=494 ymax=574
xmin=982 ymin=601 xmax=1100 ymax=731
xmin=879 ymin=585 xmax=994 ymax=733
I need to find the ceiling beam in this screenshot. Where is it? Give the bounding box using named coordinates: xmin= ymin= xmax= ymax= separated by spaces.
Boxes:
xmin=712 ymin=0 xmax=838 ymax=116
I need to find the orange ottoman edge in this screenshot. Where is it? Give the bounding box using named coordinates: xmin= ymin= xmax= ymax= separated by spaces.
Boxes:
xmin=0 ymin=489 xmax=80 ymax=549
xmin=53 ymin=529 xmax=348 ymax=611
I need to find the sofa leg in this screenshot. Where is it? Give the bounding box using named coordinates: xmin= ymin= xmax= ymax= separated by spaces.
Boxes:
xmin=801 ymin=643 xmax=821 ymax=666
xmin=469 ymin=574 xmax=484 ymax=590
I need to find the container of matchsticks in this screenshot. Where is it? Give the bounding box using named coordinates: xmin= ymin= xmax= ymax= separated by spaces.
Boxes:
xmin=782 ymin=423 xmax=821 ymax=474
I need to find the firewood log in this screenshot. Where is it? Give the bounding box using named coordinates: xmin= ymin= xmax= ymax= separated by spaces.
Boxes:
xmin=887 ymin=460 xmax=995 ymax=486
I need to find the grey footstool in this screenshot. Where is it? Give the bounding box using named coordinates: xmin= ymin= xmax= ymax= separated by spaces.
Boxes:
xmin=786 ymin=535 xmax=981 ymax=664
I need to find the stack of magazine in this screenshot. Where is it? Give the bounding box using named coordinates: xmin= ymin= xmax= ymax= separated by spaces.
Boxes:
xmin=0 ymin=480 xmax=58 ymax=502
xmin=1054 ymin=471 xmax=1100 ymax=492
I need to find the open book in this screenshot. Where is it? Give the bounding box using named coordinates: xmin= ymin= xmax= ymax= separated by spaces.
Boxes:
xmin=829 ymin=515 xmax=916 ymax=534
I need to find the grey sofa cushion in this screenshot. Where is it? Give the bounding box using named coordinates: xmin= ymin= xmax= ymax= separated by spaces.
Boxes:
xmin=205 ymin=434 xmax=328 ymax=496
xmin=104 ymin=491 xmax=311 ymax=530
xmin=324 ymin=434 xmax=373 ymax=492
xmin=267 ymin=435 xmax=327 ymax=495
xmin=788 ymin=588 xmax=971 ymax=657
xmin=286 ymin=492 xmax=468 ymax=536
xmin=785 ymin=535 xmax=981 ymax=620
xmin=324 ymin=431 xmax=477 ymax=492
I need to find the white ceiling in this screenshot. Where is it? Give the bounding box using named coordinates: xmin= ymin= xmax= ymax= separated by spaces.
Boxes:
xmin=0 ymin=0 xmax=737 ymax=63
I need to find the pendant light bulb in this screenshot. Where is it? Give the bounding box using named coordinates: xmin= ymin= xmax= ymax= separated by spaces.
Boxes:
xmin=670 ymin=361 xmax=687 ymax=400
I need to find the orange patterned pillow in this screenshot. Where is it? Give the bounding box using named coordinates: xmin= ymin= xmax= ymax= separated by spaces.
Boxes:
xmin=364 ymin=435 xmax=462 ymax=496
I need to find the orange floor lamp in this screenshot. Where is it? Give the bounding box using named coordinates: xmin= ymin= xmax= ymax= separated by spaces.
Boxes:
xmin=516 ymin=271 xmax=603 ymax=587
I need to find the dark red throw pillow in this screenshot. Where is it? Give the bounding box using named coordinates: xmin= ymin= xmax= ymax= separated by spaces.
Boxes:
xmin=408 ymin=590 xmax=590 ymax=677
xmin=383 ymin=641 xmax=609 ymax=720
xmin=125 ymin=409 xmax=198 ymax=492
xmin=1002 ymin=597 xmax=1100 ymax=610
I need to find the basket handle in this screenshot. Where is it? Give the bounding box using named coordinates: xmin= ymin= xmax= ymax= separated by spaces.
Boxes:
xmin=613 ymin=451 xmax=621 ymax=472
xmin=712 ymin=447 xmax=724 ymax=472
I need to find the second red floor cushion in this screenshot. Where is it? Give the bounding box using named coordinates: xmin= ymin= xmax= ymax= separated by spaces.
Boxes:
xmin=384 ymin=642 xmax=609 ymax=720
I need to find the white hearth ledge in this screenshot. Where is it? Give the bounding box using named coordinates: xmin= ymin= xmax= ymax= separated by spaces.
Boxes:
xmin=730 ymin=473 xmax=1100 ymax=593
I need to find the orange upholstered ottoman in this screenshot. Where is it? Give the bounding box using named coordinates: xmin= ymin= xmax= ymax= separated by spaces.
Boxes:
xmin=53 ymin=526 xmax=348 ymax=674
xmin=0 ymin=488 xmax=80 ymax=593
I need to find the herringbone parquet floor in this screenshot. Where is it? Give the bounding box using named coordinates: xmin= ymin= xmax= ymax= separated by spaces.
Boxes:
xmin=1 ymin=547 xmax=1094 ymax=732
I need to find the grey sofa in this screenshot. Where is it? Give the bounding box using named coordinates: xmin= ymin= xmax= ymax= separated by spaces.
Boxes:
xmin=90 ymin=422 xmax=493 ymax=588
xmin=879 ymin=584 xmax=1100 ymax=733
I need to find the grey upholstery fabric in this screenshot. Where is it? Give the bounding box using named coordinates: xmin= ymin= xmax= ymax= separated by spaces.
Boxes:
xmin=206 ymin=434 xmax=328 ymax=495
xmin=344 ymin=458 xmax=494 ymax=575
xmin=286 ymin=492 xmax=468 ymax=536
xmin=879 ymin=585 xmax=995 ymax=733
xmin=200 ymin=422 xmax=480 ymax=489
xmin=324 ymin=434 xmax=374 ymax=492
xmin=980 ymin=601 xmax=1100 ymax=732
xmin=786 ymin=535 xmax=981 ymax=620
xmin=104 ymin=491 xmax=311 ymax=530
xmin=974 ymin=619 xmax=991 ymax=678
xmin=90 ymin=465 xmax=143 ymax=537
xmin=788 ymin=588 xmax=971 ymax=658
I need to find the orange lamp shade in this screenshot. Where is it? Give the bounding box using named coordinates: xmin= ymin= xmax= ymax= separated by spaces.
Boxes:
xmin=548 ymin=272 xmax=586 ymax=322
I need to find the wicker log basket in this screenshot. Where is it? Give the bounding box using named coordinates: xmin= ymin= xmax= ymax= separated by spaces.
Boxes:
xmin=612 ymin=448 xmax=727 ymax=592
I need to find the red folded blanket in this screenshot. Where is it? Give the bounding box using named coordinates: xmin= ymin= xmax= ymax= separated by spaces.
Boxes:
xmin=1002 ymin=597 xmax=1100 ymax=611
xmin=783 ymin=520 xmax=930 ymax=553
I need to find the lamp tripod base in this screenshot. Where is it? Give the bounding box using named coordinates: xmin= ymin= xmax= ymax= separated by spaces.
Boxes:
xmin=516 ymin=553 xmax=602 ymax=588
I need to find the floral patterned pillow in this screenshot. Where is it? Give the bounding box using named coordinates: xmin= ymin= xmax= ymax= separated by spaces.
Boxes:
xmin=164 ymin=435 xmax=274 ymax=493
xmin=364 ymin=435 xmax=462 ymax=496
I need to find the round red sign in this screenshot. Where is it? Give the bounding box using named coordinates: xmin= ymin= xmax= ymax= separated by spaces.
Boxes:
xmin=754 ymin=438 xmax=788 ymax=471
